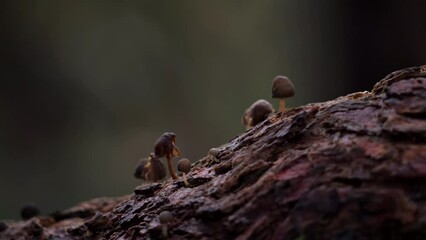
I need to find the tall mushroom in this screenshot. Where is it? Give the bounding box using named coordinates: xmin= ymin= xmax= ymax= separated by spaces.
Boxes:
xmin=154 ymin=132 xmax=181 ymax=179
xmin=271 ymin=76 xmax=295 ymax=112
xmin=242 ymin=99 xmax=274 ymax=129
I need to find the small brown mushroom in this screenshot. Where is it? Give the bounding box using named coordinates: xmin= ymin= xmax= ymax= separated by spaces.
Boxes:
xmin=154 ymin=132 xmax=181 ymax=179
xmin=242 ymin=99 xmax=274 ymax=129
xmin=208 ymin=148 xmax=220 ymax=157
xmin=272 ymin=76 xmax=295 ymax=112
xmin=145 ymin=154 xmax=167 ymax=182
xmin=20 ymin=202 xmax=40 ymax=220
xmin=208 ymin=148 xmax=221 ymax=162
xmin=177 ymin=158 xmax=191 ymax=186
xmin=0 ymin=221 xmax=8 ymax=232
xmin=134 ymin=153 xmax=166 ymax=182
xmin=134 ymin=158 xmax=148 ymax=179
xmin=158 ymin=211 xmax=173 ymax=237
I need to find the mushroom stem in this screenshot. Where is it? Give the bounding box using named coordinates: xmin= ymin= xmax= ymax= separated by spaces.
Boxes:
xmin=162 ymin=225 xmax=168 ymax=237
xmin=166 ymin=155 xmax=178 ymax=179
xmin=279 ymin=99 xmax=286 ymax=112
xmin=182 ymin=172 xmax=189 ymax=186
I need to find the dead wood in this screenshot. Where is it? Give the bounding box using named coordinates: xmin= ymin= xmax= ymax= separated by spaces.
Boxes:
xmin=1 ymin=66 xmax=426 ymax=240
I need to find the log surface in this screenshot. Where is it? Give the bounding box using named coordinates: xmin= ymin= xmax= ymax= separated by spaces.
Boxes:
xmin=1 ymin=66 xmax=426 ymax=240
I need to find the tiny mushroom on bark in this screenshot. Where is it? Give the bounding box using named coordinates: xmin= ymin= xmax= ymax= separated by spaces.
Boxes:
xmin=177 ymin=158 xmax=191 ymax=186
xmin=134 ymin=153 xmax=166 ymax=182
xmin=208 ymin=148 xmax=220 ymax=157
xmin=158 ymin=211 xmax=173 ymax=237
xmin=208 ymin=148 xmax=220 ymax=162
xmin=272 ymin=75 xmax=295 ymax=112
xmin=242 ymin=99 xmax=274 ymax=129
xmin=134 ymin=158 xmax=148 ymax=179
xmin=0 ymin=221 xmax=8 ymax=232
xmin=21 ymin=202 xmax=40 ymax=220
xmin=154 ymin=132 xmax=181 ymax=179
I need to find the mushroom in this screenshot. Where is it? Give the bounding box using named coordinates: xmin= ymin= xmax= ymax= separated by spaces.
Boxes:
xmin=271 ymin=76 xmax=295 ymax=112
xmin=154 ymin=132 xmax=181 ymax=179
xmin=0 ymin=221 xmax=7 ymax=232
xmin=158 ymin=211 xmax=173 ymax=237
xmin=177 ymin=158 xmax=191 ymax=186
xmin=208 ymin=148 xmax=220 ymax=157
xmin=134 ymin=153 xmax=166 ymax=182
xmin=242 ymin=99 xmax=274 ymax=129
xmin=134 ymin=158 xmax=148 ymax=179
xmin=208 ymin=148 xmax=220 ymax=162
xmin=20 ymin=202 xmax=40 ymax=220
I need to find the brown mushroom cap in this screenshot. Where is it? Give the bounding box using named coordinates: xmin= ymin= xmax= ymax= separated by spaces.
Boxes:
xmin=134 ymin=153 xmax=166 ymax=181
xmin=242 ymin=99 xmax=274 ymax=127
xmin=208 ymin=148 xmax=220 ymax=157
xmin=272 ymin=76 xmax=295 ymax=98
xmin=159 ymin=211 xmax=173 ymax=223
xmin=154 ymin=132 xmax=180 ymax=158
xmin=177 ymin=158 xmax=191 ymax=173
xmin=0 ymin=221 xmax=8 ymax=232
xmin=20 ymin=202 xmax=40 ymax=220
xmin=147 ymin=156 xmax=166 ymax=181
xmin=134 ymin=158 xmax=149 ymax=179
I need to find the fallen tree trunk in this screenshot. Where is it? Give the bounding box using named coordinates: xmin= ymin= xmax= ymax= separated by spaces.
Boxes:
xmin=1 ymin=66 xmax=426 ymax=240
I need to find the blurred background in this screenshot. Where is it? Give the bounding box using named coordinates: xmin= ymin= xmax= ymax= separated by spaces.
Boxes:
xmin=1 ymin=1 xmax=425 ymax=219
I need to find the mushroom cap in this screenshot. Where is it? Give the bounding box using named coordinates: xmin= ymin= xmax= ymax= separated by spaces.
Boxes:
xmin=21 ymin=202 xmax=40 ymax=220
xmin=242 ymin=99 xmax=274 ymax=127
xmin=145 ymin=154 xmax=166 ymax=181
xmin=272 ymin=76 xmax=295 ymax=98
xmin=145 ymin=157 xmax=166 ymax=182
xmin=158 ymin=211 xmax=173 ymax=223
xmin=134 ymin=154 xmax=166 ymax=181
xmin=134 ymin=158 xmax=149 ymax=179
xmin=177 ymin=158 xmax=191 ymax=173
xmin=208 ymin=148 xmax=220 ymax=157
xmin=154 ymin=132 xmax=180 ymax=158
xmin=0 ymin=221 xmax=8 ymax=232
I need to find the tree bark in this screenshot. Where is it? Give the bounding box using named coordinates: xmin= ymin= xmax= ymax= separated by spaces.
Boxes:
xmin=1 ymin=66 xmax=426 ymax=240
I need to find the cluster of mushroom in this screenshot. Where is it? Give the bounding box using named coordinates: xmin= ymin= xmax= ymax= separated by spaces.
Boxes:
xmin=130 ymin=76 xmax=294 ymax=237
xmin=242 ymin=75 xmax=295 ymax=129
xmin=134 ymin=132 xmax=192 ymax=186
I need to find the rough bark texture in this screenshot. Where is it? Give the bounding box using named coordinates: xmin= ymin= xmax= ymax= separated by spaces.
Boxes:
xmin=1 ymin=66 xmax=426 ymax=240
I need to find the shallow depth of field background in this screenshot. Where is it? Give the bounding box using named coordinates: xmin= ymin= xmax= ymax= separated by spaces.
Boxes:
xmin=1 ymin=1 xmax=425 ymax=219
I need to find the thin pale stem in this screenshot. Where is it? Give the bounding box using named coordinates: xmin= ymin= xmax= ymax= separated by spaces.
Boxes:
xmin=162 ymin=225 xmax=168 ymax=237
xmin=279 ymin=99 xmax=286 ymax=112
xmin=182 ymin=172 xmax=189 ymax=186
